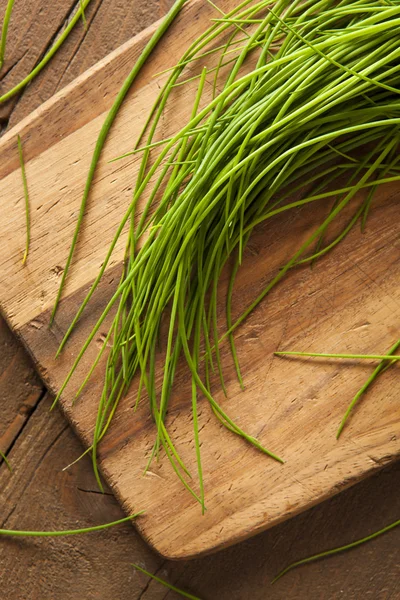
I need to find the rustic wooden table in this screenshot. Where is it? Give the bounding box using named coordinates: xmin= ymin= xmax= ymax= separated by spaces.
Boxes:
xmin=0 ymin=1 xmax=398 ymax=598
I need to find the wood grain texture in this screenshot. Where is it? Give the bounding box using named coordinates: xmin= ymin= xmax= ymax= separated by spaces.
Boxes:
xmin=0 ymin=393 xmax=164 ymax=600
xmin=0 ymin=318 xmax=42 ymax=456
xmin=0 ymin=0 xmax=399 ymax=562
xmin=0 ymin=321 xmax=398 ymax=599
xmin=1 ymin=386 xmax=398 ymax=599
xmin=0 ymin=0 xmax=77 ymax=121
xmin=3 ymin=0 xmax=166 ymax=130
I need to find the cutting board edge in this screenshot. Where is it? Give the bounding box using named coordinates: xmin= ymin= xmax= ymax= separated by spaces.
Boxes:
xmin=151 ymin=449 xmax=400 ymax=560
xmin=3 ymin=217 xmax=400 ymax=559
xmin=58 ymin=397 xmax=400 ymax=559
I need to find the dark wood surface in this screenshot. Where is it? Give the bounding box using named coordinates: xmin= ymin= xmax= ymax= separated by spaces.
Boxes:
xmin=0 ymin=1 xmax=398 ymax=597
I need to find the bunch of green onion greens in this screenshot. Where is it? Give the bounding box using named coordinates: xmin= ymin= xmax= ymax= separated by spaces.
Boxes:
xmin=50 ymin=0 xmax=400 ymax=510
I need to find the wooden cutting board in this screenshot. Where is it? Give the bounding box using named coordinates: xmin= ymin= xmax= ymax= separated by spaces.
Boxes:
xmin=0 ymin=0 xmax=399 ymax=560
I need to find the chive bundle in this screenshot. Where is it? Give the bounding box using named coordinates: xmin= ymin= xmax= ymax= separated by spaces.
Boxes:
xmin=53 ymin=0 xmax=400 ymax=505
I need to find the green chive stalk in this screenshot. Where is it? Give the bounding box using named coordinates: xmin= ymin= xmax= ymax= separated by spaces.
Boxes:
xmin=0 ymin=0 xmax=15 ymax=70
xmin=132 ymin=564 xmax=201 ymax=600
xmin=276 ymin=341 xmax=400 ymax=436
xmin=0 ymin=512 xmax=143 ymax=537
xmin=275 ymin=351 xmax=400 ymax=361
xmin=273 ymin=518 xmax=400 ymax=583
xmin=0 ymin=0 xmax=92 ymax=102
xmin=0 ymin=450 xmax=11 ymax=471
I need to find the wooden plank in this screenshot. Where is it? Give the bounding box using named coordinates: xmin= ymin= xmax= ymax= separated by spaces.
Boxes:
xmin=0 ymin=0 xmax=399 ymax=560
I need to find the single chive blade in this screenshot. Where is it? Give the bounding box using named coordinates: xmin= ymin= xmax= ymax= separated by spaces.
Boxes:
xmin=17 ymin=135 xmax=30 ymax=266
xmin=0 ymin=0 xmax=16 ymax=70
xmin=50 ymin=0 xmax=188 ymax=326
xmin=274 ymin=351 xmax=400 ymax=361
xmin=80 ymin=0 xmax=87 ymax=29
xmin=0 ymin=512 xmax=144 ymax=537
xmin=132 ymin=563 xmax=202 ymax=600
xmin=0 ymin=450 xmax=12 ymax=472
xmin=0 ymin=0 xmax=93 ymax=103
xmin=272 ymin=519 xmax=400 ymax=584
